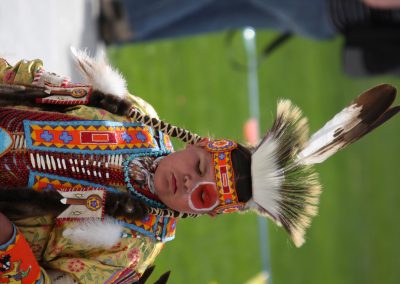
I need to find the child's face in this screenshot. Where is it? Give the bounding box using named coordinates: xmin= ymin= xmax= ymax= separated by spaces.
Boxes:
xmin=154 ymin=143 xmax=219 ymax=214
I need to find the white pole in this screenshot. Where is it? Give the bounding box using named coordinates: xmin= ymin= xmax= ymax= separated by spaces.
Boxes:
xmin=243 ymin=27 xmax=272 ymax=284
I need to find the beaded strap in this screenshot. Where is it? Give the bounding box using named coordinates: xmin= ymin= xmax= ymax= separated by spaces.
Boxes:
xmin=128 ymin=107 xmax=202 ymax=144
xmin=0 ymin=83 xmax=203 ymax=145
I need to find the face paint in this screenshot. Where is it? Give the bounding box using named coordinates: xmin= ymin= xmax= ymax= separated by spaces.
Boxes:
xmin=154 ymin=144 xmax=219 ymax=214
xmin=188 ymin=182 xmax=219 ymax=212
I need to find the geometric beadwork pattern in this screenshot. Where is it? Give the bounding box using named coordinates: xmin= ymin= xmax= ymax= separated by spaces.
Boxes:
xmin=28 ymin=171 xmax=119 ymax=193
xmin=28 ymin=171 xmax=177 ymax=242
xmin=161 ymin=131 xmax=174 ymax=152
xmin=204 ymin=139 xmax=245 ymax=214
xmin=209 ymin=148 xmax=245 ymax=215
xmin=23 ymin=120 xmax=159 ymax=154
xmin=162 ymin=217 xmax=177 ymax=242
xmin=213 ymin=151 xmax=239 ymax=206
xmin=119 ymin=214 xmax=176 ymax=243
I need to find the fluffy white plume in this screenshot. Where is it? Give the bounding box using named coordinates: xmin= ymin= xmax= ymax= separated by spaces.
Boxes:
xmin=250 ymin=137 xmax=283 ymax=220
xmin=70 ymin=47 xmax=128 ymax=98
xmin=63 ymin=217 xmax=123 ymax=248
xmin=248 ymin=100 xmax=320 ymax=247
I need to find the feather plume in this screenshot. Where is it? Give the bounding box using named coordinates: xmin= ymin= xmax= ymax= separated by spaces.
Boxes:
xmin=63 ymin=217 xmax=123 ymax=248
xmin=298 ymin=84 xmax=399 ymax=165
xmin=70 ymin=47 xmax=128 ymax=98
xmin=250 ymin=100 xmax=321 ymax=247
xmin=249 ymin=84 xmax=398 ymax=247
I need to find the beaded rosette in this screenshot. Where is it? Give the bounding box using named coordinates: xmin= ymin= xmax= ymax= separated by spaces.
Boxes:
xmin=205 ymin=139 xmax=245 ymax=214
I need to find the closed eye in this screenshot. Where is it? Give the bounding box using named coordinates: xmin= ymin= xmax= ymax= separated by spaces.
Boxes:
xmin=196 ymin=160 xmax=202 ymax=176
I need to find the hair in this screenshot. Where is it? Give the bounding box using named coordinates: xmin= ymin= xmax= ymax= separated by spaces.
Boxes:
xmin=0 ymin=188 xmax=149 ymax=221
xmin=231 ymin=143 xmax=253 ymax=203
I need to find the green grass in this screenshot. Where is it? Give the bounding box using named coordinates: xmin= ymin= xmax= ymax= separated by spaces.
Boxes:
xmin=108 ymin=31 xmax=400 ymax=284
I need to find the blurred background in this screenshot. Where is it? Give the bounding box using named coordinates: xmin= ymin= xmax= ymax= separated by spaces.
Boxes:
xmin=1 ymin=0 xmax=399 ymax=283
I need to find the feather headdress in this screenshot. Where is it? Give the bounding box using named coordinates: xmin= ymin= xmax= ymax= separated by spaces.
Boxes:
xmin=244 ymin=84 xmax=398 ymax=246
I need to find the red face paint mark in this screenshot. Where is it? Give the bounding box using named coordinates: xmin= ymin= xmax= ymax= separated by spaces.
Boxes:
xmin=189 ymin=182 xmax=219 ymax=211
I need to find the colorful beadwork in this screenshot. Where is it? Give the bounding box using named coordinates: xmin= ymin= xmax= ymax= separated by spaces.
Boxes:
xmin=0 ymin=107 xmax=177 ymax=242
xmin=35 ymin=85 xmax=92 ymax=105
xmin=31 ymin=64 xmax=93 ymax=105
xmin=24 ymin=120 xmax=159 ymax=154
xmin=57 ymin=187 xmax=106 ymax=222
xmin=0 ymin=127 xmax=12 ymax=158
xmin=160 ymin=130 xmax=174 ymax=151
xmin=28 ymin=171 xmax=177 ymax=242
xmin=205 ymin=139 xmax=237 ymax=152
xmin=123 ymin=150 xmax=170 ymax=209
xmin=205 ymin=139 xmax=245 ymax=214
xmin=119 ymin=214 xmax=176 ymax=242
xmin=28 ymin=171 xmax=120 ymax=193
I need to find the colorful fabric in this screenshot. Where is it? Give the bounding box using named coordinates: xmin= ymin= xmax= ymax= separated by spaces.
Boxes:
xmin=0 ymin=58 xmax=159 ymax=122
xmin=105 ymin=267 xmax=140 ymax=284
xmin=0 ymin=225 xmax=42 ymax=283
xmin=0 ymin=58 xmax=176 ymax=283
xmin=0 ymin=58 xmax=91 ymax=106
xmin=0 ymin=58 xmax=42 ymax=85
xmin=13 ymin=215 xmax=164 ymax=283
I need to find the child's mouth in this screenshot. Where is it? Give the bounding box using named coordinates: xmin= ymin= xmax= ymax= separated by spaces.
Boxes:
xmin=172 ymin=174 xmax=177 ymax=194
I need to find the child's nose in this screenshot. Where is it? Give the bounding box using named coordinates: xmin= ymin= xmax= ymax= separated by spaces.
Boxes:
xmin=183 ymin=175 xmax=191 ymax=192
xmin=183 ymin=174 xmax=200 ymax=193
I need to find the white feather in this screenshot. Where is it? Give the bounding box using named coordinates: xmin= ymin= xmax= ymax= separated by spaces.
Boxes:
xmin=245 ymin=199 xmax=282 ymax=226
xmin=70 ymin=46 xmax=128 ymax=98
xmin=297 ymin=103 xmax=362 ymax=164
xmin=63 ymin=217 xmax=123 ymax=248
xmin=251 ymin=136 xmax=284 ymax=219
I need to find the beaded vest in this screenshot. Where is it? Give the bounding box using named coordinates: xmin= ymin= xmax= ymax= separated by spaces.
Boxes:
xmin=0 ymin=107 xmax=177 ymax=242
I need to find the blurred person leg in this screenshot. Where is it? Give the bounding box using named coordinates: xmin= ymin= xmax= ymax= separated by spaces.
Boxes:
xmin=101 ymin=0 xmax=336 ymax=44
xmin=362 ymin=0 xmax=400 ymax=9
xmin=330 ymin=0 xmax=400 ymax=76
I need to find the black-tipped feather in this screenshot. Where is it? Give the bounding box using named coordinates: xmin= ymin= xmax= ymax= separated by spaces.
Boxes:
xmin=134 ymin=265 xmax=171 ymax=284
xmin=298 ymin=84 xmax=399 ymax=165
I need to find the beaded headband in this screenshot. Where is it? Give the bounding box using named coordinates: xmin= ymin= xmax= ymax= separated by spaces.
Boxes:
xmin=204 ymin=139 xmax=245 ymax=214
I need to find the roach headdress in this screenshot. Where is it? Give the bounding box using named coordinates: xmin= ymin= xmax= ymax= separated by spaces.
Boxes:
xmin=204 ymin=85 xmax=398 ymax=247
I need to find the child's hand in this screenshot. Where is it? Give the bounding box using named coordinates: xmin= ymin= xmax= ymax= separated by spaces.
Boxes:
xmin=0 ymin=212 xmax=13 ymax=245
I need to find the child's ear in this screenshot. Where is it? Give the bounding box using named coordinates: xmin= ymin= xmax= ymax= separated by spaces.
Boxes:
xmin=195 ymin=137 xmax=210 ymax=147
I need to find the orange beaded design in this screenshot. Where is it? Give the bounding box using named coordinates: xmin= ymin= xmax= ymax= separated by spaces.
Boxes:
xmin=205 ymin=139 xmax=245 ymax=214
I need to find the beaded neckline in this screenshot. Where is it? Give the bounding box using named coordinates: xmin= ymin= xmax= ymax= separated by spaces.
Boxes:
xmin=123 ymin=150 xmax=170 ymax=208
